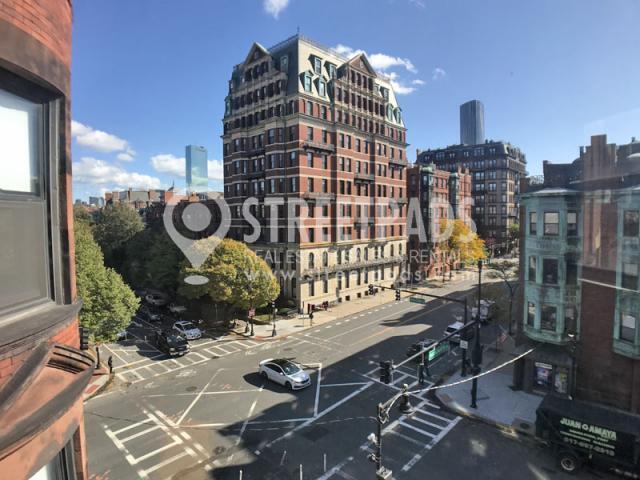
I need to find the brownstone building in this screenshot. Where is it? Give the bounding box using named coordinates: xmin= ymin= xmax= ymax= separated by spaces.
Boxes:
xmin=407 ymin=163 xmax=472 ymax=279
xmin=514 ymin=135 xmax=640 ymax=413
xmin=222 ymin=35 xmax=409 ymax=309
xmin=0 ymin=1 xmax=94 ymax=478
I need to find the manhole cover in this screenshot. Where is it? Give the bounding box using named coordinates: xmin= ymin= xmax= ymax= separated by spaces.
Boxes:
xmin=186 ymin=386 xmax=198 ymax=392
xmin=301 ymin=425 xmax=330 ymax=441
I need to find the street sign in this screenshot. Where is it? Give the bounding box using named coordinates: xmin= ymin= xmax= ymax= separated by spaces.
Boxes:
xmin=459 ymin=340 xmax=469 ymax=350
xmin=409 ymin=297 xmax=426 ymax=304
xmin=248 ymin=308 xmax=255 ymax=318
xmin=428 ymin=341 xmax=450 ymax=362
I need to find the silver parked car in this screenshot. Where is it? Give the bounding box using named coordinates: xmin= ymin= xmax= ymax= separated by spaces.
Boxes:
xmin=258 ymin=358 xmax=311 ymax=390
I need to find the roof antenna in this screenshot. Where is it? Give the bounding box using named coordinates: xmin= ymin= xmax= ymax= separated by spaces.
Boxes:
xmin=297 ymin=26 xmax=300 ymax=35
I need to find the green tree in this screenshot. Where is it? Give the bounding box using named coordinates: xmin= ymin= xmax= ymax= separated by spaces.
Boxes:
xmin=179 ymin=238 xmax=279 ymax=311
xmin=508 ymin=222 xmax=520 ymax=252
xmin=93 ymin=203 xmax=144 ymax=271
xmin=73 ymin=204 xmax=92 ymax=225
xmin=74 ymin=219 xmax=139 ymax=342
xmin=487 ymin=260 xmax=519 ymax=334
xmin=146 ymin=231 xmax=185 ymax=293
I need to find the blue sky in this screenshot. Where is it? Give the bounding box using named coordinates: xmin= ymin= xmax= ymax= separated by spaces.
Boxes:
xmin=71 ymin=0 xmax=640 ymax=201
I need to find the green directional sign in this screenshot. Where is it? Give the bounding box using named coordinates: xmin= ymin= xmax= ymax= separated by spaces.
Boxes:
xmin=409 ymin=296 xmax=426 ymax=304
xmin=428 ymin=341 xmax=450 ymax=362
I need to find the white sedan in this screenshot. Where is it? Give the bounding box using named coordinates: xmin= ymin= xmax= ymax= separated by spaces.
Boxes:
xmin=172 ymin=320 xmax=202 ymax=340
xmin=259 ymin=358 xmax=311 ymax=390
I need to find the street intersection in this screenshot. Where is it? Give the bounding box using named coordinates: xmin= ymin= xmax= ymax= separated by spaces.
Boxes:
xmin=85 ymin=278 xmax=612 ymax=480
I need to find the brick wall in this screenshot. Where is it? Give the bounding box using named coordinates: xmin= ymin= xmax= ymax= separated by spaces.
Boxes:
xmin=0 ymin=318 xmax=80 ymax=387
xmin=0 ymin=0 xmax=72 ymax=67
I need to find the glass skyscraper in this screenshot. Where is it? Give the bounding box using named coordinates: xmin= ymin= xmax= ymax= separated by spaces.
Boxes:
xmin=459 ymin=100 xmax=485 ymax=145
xmin=186 ymin=145 xmax=208 ymax=192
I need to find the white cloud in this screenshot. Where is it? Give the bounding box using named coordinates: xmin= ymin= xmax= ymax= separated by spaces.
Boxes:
xmin=116 ymin=147 xmax=136 ymax=162
xmin=385 ymin=71 xmax=416 ymax=95
xmin=263 ymin=0 xmax=290 ymax=19
xmin=332 ymin=44 xmax=366 ymax=59
xmin=150 ymin=153 xmax=186 ymax=177
xmin=432 ymin=67 xmax=446 ymax=80
xmin=73 ymin=157 xmax=161 ymax=190
xmin=71 ymin=120 xmax=134 ymax=156
xmin=331 ymin=44 xmax=422 ymax=95
xmin=151 ymin=153 xmax=223 ymax=181
xmin=332 ymin=45 xmax=416 ymax=74
xmin=369 ymin=53 xmax=416 ymax=74
xmin=208 ymin=160 xmax=224 ymax=180
xmin=409 ymin=0 xmax=426 ymax=8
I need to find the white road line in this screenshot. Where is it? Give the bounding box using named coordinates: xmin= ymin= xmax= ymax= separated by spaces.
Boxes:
xmin=236 ymin=385 xmax=263 ymax=445
xmin=387 ymin=429 xmax=425 ymax=446
xmin=103 ymin=344 xmax=128 ymax=365
xmin=258 ymin=382 xmax=373 ymax=451
xmin=103 ymin=425 xmax=146 ymax=479
xmin=134 ymin=440 xmax=181 ymax=463
xmin=214 ymin=344 xmax=238 ymax=354
xmin=320 ymin=382 xmax=369 ymax=387
xmin=112 ymin=420 xmax=148 ymax=436
xmin=315 ymin=455 xmax=354 ymax=480
xmin=177 ymin=371 xmax=220 ymax=425
xmin=314 ymin=363 xmax=322 ymax=417
xmin=410 ymin=416 xmax=446 ymax=430
xmin=415 ymin=407 xmax=452 ymax=423
xmin=398 ymin=420 xmax=436 ymax=438
xmin=401 ymin=417 xmax=462 ymax=472
xmin=119 ymin=425 xmax=161 ymax=443
xmin=140 ymin=451 xmax=188 ymax=476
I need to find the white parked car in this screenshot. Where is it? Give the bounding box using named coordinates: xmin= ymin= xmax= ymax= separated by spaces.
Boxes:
xmin=259 ymin=358 xmax=311 ymax=390
xmin=172 ymin=320 xmax=202 ymax=340
xmin=445 ymin=321 xmax=475 ymax=344
xmin=145 ymin=293 xmax=167 ymax=306
xmin=168 ymin=303 xmax=187 ymax=314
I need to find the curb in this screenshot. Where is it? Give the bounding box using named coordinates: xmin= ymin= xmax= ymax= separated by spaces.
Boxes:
xmin=83 ymin=372 xmax=113 ymax=402
xmin=432 ymin=354 xmax=536 ymax=440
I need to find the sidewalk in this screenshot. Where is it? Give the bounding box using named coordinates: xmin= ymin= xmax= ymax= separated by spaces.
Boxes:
xmin=435 ymin=338 xmax=542 ymax=436
xmin=83 ymin=366 xmax=112 ymax=402
xmin=230 ymin=268 xmax=482 ymax=340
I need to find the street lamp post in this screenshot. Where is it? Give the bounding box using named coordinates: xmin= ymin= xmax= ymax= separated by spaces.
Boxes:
xmin=271 ymin=301 xmax=277 ymax=337
xmin=369 ymin=384 xmax=413 ymax=479
xmin=471 ymin=259 xmax=483 ymax=408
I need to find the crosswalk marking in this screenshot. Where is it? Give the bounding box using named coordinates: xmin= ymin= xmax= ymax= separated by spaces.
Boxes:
xmin=398 ymin=420 xmax=436 ymax=438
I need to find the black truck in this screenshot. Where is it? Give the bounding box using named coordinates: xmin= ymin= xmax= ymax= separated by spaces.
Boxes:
xmin=155 ymin=330 xmax=190 ymax=357
xmin=536 ymin=394 xmax=640 ymax=475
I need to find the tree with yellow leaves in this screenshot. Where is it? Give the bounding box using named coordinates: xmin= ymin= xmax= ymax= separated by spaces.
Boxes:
xmin=438 ymin=219 xmax=486 ymax=269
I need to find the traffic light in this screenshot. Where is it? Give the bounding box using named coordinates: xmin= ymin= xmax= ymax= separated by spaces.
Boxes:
xmin=271 ymin=301 xmax=276 ymax=309
xmin=379 ymin=360 xmax=393 ymax=384
xmin=79 ymin=327 xmax=89 ymax=350
xmin=395 ymin=289 xmax=401 ymax=301
xmin=368 ymin=284 xmax=374 ymax=296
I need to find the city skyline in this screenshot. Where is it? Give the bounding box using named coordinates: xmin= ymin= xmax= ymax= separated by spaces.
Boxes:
xmin=70 ymin=0 xmax=640 ymax=200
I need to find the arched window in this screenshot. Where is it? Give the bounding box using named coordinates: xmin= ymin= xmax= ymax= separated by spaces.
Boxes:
xmin=364 ymin=248 xmax=369 ymax=261
xmin=390 ymin=245 xmax=394 ymax=257
xmin=399 ymin=244 xmax=402 ymax=255
xmin=356 ymin=248 xmax=361 ymax=261
xmin=323 ymin=252 xmax=328 ymax=267
xmin=337 ymin=250 xmax=342 ymax=264
xmin=309 ymin=253 xmax=315 ymax=269
xmin=291 ymin=278 xmax=297 ymax=298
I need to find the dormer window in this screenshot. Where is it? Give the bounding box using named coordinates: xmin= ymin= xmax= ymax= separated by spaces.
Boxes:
xmin=327 ymin=63 xmax=336 ymax=78
xmin=313 ymin=57 xmax=322 ymax=74
xmin=387 ymin=104 xmax=393 ymax=120
xmin=318 ymin=80 xmax=326 ymax=97
xmin=281 ymin=55 xmax=289 ymax=72
xmin=380 ymin=87 xmax=389 ymax=100
xmin=303 ymin=73 xmax=312 ymax=92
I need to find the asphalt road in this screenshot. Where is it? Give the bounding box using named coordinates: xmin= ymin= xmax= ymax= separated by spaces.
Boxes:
xmin=85 ymin=278 xmax=614 ymax=480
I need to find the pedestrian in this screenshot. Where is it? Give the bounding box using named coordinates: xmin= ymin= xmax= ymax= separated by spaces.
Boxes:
xmin=107 ymin=355 xmax=113 ymax=374
xmin=309 ymin=311 xmax=314 ymax=326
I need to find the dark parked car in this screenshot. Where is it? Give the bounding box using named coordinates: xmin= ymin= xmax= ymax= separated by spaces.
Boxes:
xmin=139 ymin=305 xmax=161 ymax=322
xmin=406 ymin=339 xmax=436 ymax=360
xmin=155 ymin=330 xmax=189 ymax=356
